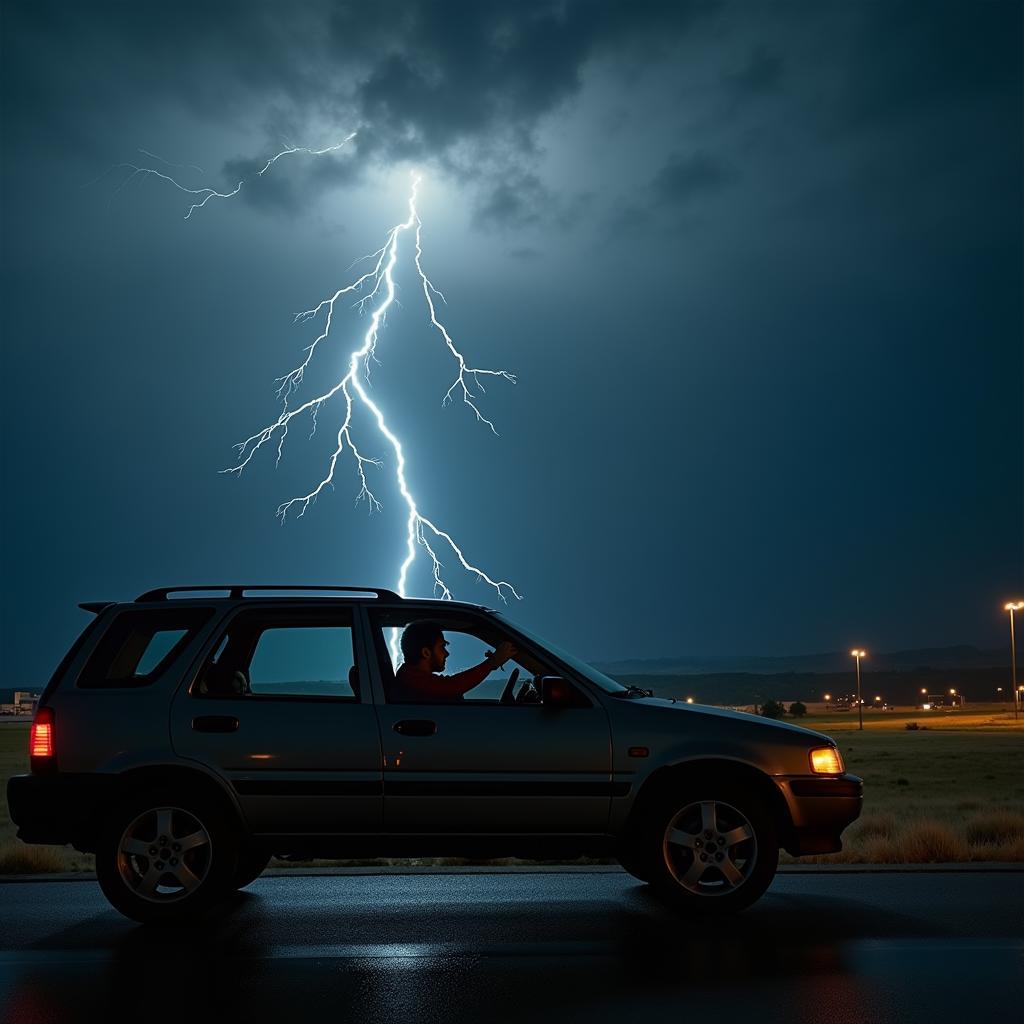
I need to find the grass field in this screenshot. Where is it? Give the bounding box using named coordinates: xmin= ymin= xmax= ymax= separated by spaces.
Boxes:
xmin=778 ymin=709 xmax=1024 ymax=862
xmin=2 ymin=710 xmax=1022 ymax=871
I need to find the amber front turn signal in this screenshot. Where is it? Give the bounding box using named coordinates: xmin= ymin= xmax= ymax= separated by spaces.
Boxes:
xmin=809 ymin=746 xmax=843 ymax=774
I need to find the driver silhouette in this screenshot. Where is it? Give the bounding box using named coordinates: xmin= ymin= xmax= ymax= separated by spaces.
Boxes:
xmin=390 ymin=620 xmax=517 ymax=703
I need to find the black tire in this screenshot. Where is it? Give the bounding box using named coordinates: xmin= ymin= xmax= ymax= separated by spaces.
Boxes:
xmin=616 ymin=841 xmax=653 ymax=884
xmin=233 ymin=846 xmax=272 ymax=890
xmin=95 ymin=788 xmax=239 ymax=924
xmin=637 ymin=783 xmax=779 ymax=915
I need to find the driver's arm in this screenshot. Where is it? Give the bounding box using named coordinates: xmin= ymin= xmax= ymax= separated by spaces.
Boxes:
xmin=439 ymin=641 xmax=518 ymax=695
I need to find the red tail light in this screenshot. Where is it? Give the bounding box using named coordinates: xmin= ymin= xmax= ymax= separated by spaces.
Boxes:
xmin=30 ymin=707 xmax=54 ymax=758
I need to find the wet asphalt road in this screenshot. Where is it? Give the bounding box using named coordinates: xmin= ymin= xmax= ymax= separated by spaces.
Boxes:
xmin=0 ymin=868 xmax=1021 ymax=1024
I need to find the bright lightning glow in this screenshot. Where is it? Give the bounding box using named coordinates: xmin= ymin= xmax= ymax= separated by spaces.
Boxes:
xmin=108 ymin=133 xmax=357 ymax=218
xmin=112 ymin=135 xmax=520 ymax=622
xmin=223 ymin=172 xmax=520 ymax=609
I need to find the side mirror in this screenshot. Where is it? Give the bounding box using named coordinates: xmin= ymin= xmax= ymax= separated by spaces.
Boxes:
xmin=540 ymin=676 xmax=588 ymax=709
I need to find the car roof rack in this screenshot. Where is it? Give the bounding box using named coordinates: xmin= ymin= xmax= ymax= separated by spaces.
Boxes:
xmin=135 ymin=585 xmax=403 ymax=602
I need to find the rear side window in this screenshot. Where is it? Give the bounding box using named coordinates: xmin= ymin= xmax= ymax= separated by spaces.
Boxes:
xmin=248 ymin=626 xmax=356 ymax=697
xmin=194 ymin=609 xmax=360 ymax=700
xmin=78 ymin=609 xmax=214 ymax=688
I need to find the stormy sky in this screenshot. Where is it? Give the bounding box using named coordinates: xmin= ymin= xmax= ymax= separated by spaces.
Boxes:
xmin=1 ymin=0 xmax=1021 ymax=684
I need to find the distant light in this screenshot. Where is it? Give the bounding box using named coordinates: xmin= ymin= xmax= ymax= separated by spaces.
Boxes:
xmin=685 ymin=697 xmax=694 ymax=704
xmin=923 ymin=703 xmax=932 ymax=710
xmin=850 ymin=649 xmax=866 ymax=658
xmin=824 ymin=693 xmax=831 ymax=701
xmin=1004 ymin=601 xmax=1024 ymax=611
xmin=874 ymin=696 xmax=881 ymax=702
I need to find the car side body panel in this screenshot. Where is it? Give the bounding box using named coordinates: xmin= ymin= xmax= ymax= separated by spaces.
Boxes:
xmin=8 ymin=593 xmax=863 ymax=873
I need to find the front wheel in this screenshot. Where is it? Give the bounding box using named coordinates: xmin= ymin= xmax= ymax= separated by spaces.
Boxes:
xmin=642 ymin=785 xmax=779 ymax=914
xmin=95 ymin=789 xmax=238 ymax=923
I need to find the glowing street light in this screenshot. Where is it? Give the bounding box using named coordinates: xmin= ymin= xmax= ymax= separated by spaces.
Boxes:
xmin=850 ymin=649 xmax=867 ymax=731
xmin=685 ymin=697 xmax=694 ymax=704
xmin=1005 ymin=601 xmax=1023 ymax=721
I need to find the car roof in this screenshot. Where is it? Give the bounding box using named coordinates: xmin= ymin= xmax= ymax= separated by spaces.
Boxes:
xmin=82 ymin=587 xmax=495 ymax=615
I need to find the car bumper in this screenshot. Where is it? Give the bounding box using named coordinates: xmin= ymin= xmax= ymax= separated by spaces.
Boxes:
xmin=6 ymin=773 xmax=116 ymax=849
xmin=775 ymin=773 xmax=863 ymax=855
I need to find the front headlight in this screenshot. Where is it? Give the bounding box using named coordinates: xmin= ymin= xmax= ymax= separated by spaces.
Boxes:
xmin=809 ymin=745 xmax=844 ymax=774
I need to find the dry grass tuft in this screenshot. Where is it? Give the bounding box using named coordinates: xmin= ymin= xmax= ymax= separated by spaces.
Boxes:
xmin=0 ymin=842 xmax=68 ymax=874
xmin=849 ymin=811 xmax=898 ymax=841
xmin=844 ymin=821 xmax=967 ymax=864
xmin=970 ymin=837 xmax=1024 ymax=862
xmin=964 ymin=811 xmax=1024 ymax=847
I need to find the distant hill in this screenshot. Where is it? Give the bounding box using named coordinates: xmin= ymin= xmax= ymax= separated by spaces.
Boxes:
xmin=3 ymin=646 xmax=1011 ymax=709
xmin=593 ymin=645 xmax=1007 ymax=677
xmin=611 ymin=667 xmax=1011 ymax=707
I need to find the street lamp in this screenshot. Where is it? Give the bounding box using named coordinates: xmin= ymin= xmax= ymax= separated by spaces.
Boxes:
xmin=1005 ymin=601 xmax=1023 ymax=721
xmin=850 ymin=649 xmax=867 ymax=730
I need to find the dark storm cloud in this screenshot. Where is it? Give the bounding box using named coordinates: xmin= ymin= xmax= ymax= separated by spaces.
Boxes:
xmin=3 ymin=0 xmax=714 ymax=223
xmin=651 ymin=152 xmax=734 ymax=205
xmin=332 ymin=0 xmax=713 ymax=163
xmin=606 ymin=150 xmax=734 ymax=235
xmin=724 ymin=46 xmax=784 ymax=98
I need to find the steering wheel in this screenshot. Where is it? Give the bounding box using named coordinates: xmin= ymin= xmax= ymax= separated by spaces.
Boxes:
xmin=499 ymin=667 xmax=521 ymax=705
xmin=514 ymin=677 xmax=541 ymax=705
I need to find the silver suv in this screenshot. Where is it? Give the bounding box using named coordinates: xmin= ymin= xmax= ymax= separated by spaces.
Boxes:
xmin=8 ymin=586 xmax=862 ymax=923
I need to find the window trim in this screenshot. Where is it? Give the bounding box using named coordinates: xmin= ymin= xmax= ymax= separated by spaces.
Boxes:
xmin=187 ymin=604 xmax=367 ymax=703
xmin=366 ymin=604 xmax=593 ymax=709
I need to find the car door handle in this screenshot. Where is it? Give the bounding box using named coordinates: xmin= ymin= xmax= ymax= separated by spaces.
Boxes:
xmin=192 ymin=715 xmax=239 ymax=733
xmin=393 ymin=720 xmax=436 ymax=737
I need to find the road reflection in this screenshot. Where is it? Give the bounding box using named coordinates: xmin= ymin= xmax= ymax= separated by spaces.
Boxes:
xmin=1 ymin=881 xmax=968 ymax=1023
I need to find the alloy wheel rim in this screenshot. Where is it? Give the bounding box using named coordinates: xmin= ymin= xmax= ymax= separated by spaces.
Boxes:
xmin=116 ymin=806 xmax=212 ymax=903
xmin=662 ymin=799 xmax=757 ymax=896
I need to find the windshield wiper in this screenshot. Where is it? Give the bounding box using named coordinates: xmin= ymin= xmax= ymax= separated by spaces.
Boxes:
xmin=616 ymin=684 xmax=654 ymax=698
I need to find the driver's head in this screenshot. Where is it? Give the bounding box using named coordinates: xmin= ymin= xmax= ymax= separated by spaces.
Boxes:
xmin=400 ymin=620 xmax=448 ymax=671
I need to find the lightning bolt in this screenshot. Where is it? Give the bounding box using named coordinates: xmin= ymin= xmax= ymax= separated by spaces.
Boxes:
xmin=110 ymin=135 xmax=520 ymax=626
xmin=224 ymin=173 xmax=520 ymax=612
xmin=107 ymin=132 xmax=358 ymax=218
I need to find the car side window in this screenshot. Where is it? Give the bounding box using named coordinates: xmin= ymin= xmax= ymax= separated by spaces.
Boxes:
xmin=369 ymin=609 xmax=566 ymax=705
xmin=195 ymin=611 xmax=359 ymax=700
xmin=248 ymin=626 xmax=357 ymax=697
xmin=78 ymin=608 xmax=214 ymax=689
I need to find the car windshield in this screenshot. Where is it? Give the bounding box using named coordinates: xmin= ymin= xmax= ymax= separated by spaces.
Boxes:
xmin=493 ymin=613 xmax=629 ymax=694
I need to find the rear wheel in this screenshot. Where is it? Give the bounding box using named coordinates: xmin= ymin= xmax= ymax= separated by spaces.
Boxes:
xmin=95 ymin=789 xmax=238 ymax=923
xmin=639 ymin=784 xmax=778 ymax=914
xmin=233 ymin=846 xmax=272 ymax=890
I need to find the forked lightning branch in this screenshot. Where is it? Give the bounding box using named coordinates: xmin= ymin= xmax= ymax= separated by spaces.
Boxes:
xmin=119 ymin=138 xmax=520 ymax=604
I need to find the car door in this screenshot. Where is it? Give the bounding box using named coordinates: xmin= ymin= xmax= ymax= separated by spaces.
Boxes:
xmin=366 ymin=606 xmax=613 ymax=834
xmin=170 ymin=603 xmax=382 ymax=834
